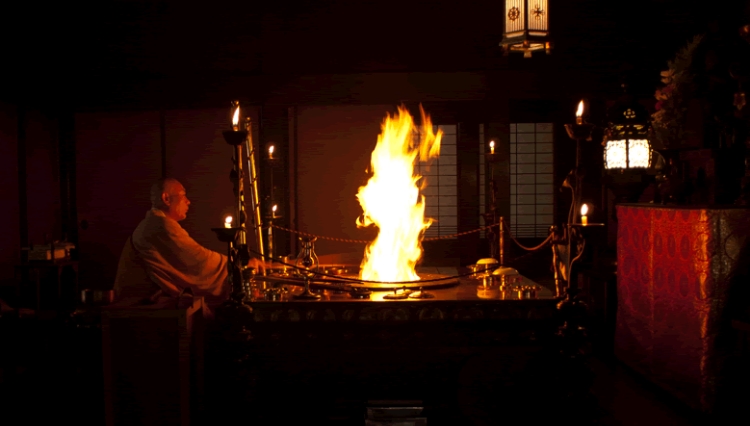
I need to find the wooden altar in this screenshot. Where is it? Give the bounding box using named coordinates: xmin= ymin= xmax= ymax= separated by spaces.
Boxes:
xmin=615 ymin=204 xmax=750 ymax=414
xmin=205 ymin=269 xmax=593 ymax=424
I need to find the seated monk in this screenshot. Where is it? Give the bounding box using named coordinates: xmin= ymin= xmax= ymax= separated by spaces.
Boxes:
xmin=113 ymin=177 xmax=265 ymax=307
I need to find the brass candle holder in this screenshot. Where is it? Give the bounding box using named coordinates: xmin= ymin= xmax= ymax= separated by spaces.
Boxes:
xmin=293 ymin=237 xmax=321 ymax=300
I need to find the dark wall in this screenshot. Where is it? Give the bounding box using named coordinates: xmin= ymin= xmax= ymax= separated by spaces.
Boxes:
xmin=0 ymin=103 xmax=19 ymax=286
xmin=3 ymin=0 xmax=747 ymax=288
xmin=73 ymin=107 xmax=260 ymax=290
xmin=164 ymin=107 xmax=258 ymax=255
xmin=6 ymin=0 xmax=745 ymax=106
xmin=295 ymin=105 xmax=390 ymax=261
xmin=75 ymin=111 xmax=162 ymax=290
xmin=0 ymin=105 xmax=60 ymax=287
xmin=26 ymin=110 xmax=61 ymax=247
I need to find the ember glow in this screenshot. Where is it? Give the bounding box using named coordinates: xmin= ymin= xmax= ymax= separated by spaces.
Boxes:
xmin=356 ymin=105 xmax=442 ymax=282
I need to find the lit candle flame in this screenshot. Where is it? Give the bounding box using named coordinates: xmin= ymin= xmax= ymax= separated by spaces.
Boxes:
xmin=272 ymin=204 xmax=277 ymax=212
xmin=269 ymin=145 xmax=275 ymax=158
xmin=232 ymin=106 xmax=240 ymax=129
xmin=224 ymin=215 xmax=233 ymax=228
xmin=580 ymin=204 xmax=589 ymax=225
xmin=489 ymin=140 xmax=495 ymax=154
xmin=576 ymin=100 xmax=584 ymax=124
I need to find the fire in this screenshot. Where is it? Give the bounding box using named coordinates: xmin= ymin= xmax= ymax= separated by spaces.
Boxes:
xmin=356 ymin=105 xmax=442 ymax=282
xmin=575 ymin=100 xmax=584 ymax=118
xmin=232 ymin=105 xmax=240 ymax=129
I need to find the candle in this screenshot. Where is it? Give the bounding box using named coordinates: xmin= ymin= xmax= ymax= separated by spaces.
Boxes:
xmin=580 ymin=204 xmax=589 ymax=226
xmin=224 ymin=215 xmax=233 ymax=228
xmin=232 ymin=104 xmax=240 ymax=131
xmin=269 ymin=145 xmax=275 ymax=160
xmin=272 ymin=204 xmax=277 ymax=218
xmin=489 ymin=140 xmax=495 ymax=155
xmin=575 ymin=100 xmax=584 ymax=125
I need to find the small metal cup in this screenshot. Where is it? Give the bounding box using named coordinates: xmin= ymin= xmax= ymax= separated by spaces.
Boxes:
xmin=481 ymin=275 xmax=497 ymax=288
xmin=264 ymin=287 xmax=282 ymax=301
xmin=80 ymin=289 xmax=115 ymax=305
xmin=516 ymin=286 xmax=538 ymax=299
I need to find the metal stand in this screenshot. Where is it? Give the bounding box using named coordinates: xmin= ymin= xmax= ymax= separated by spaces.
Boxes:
xmin=293 ymin=237 xmax=321 ymax=300
xmin=482 ymin=152 xmax=501 ymax=261
xmin=243 ymin=116 xmax=266 ymax=271
xmin=553 ymin=118 xmax=596 ymax=364
xmin=214 ymin=101 xmax=262 ymax=330
xmin=212 ymin=227 xmax=253 ymax=335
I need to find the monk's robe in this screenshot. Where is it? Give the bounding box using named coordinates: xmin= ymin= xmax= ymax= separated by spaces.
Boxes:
xmin=114 ymin=209 xmax=230 ymax=304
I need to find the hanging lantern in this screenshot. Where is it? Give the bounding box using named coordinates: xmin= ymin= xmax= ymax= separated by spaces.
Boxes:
xmin=604 ymin=100 xmax=652 ymax=170
xmin=500 ymin=0 xmax=552 ymax=58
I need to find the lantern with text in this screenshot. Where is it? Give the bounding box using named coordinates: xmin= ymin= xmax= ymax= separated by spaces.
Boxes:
xmin=500 ymin=0 xmax=552 ymax=58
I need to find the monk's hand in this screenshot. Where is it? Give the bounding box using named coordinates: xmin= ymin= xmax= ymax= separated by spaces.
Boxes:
xmin=246 ymin=257 xmax=269 ymax=274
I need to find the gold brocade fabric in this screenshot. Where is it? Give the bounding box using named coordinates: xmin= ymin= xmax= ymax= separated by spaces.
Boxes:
xmin=615 ymin=205 xmax=750 ymax=413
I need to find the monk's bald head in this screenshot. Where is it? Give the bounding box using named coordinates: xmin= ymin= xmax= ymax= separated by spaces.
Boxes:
xmin=151 ymin=178 xmax=180 ymax=209
xmin=151 ymin=178 xmax=191 ymax=221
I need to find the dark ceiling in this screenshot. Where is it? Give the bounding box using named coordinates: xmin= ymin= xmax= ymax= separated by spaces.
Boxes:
xmin=2 ymin=0 xmax=748 ymax=109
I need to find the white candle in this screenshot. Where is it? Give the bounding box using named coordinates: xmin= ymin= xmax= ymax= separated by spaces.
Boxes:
xmin=580 ymin=204 xmax=588 ymax=226
xmin=224 ymin=215 xmax=233 ymax=228
xmin=575 ymin=100 xmax=584 ymax=125
xmin=232 ymin=105 xmax=240 ymax=131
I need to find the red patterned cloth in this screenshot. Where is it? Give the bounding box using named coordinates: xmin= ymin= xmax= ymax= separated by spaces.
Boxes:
xmin=616 ymin=205 xmax=750 ymax=413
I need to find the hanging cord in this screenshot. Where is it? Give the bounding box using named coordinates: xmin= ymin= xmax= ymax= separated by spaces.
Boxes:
xmin=272 ymin=220 xmax=554 ymax=252
xmin=269 ymin=223 xmax=499 ymax=244
xmin=501 ymin=217 xmax=554 ymax=252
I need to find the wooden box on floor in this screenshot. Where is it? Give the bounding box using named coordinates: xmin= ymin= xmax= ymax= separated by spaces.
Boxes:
xmin=102 ymin=296 xmax=205 ymax=426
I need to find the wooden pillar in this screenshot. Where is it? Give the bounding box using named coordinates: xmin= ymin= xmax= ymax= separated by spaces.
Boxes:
xmin=58 ymin=108 xmax=77 ymax=245
xmin=457 ymin=120 xmax=480 ymax=266
xmin=17 ymin=103 xmax=28 ymax=252
xmin=288 ymin=106 xmax=298 ymax=258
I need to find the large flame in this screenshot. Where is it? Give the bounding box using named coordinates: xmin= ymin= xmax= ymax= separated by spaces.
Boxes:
xmin=356 ymin=105 xmax=442 ymax=282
